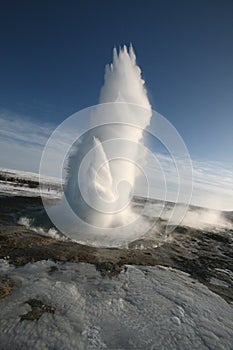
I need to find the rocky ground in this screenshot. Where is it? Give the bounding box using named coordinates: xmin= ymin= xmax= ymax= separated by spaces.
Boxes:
xmin=0 ymin=195 xmax=232 ymax=304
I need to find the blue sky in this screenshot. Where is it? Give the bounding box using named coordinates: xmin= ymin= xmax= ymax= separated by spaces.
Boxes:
xmin=0 ymin=0 xmax=232 ymax=209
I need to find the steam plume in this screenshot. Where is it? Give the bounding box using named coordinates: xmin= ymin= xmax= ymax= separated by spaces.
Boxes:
xmin=65 ymin=45 xmax=152 ymax=229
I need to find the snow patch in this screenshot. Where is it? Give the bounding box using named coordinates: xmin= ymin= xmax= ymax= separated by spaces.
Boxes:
xmin=0 ymin=261 xmax=232 ymax=349
xmin=210 ymin=278 xmax=230 ymax=288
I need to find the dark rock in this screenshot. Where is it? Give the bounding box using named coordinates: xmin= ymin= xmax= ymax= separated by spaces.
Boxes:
xmin=0 ymin=195 xmax=232 ymax=303
xmin=0 ymin=275 xmax=15 ymax=299
xmin=48 ymin=265 xmax=59 ymax=274
xmin=20 ymin=299 xmax=55 ymax=321
xmin=95 ymin=262 xmax=124 ymax=277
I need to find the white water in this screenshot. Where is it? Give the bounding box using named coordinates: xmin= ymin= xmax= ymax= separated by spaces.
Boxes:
xmin=65 ymin=45 xmax=152 ymax=229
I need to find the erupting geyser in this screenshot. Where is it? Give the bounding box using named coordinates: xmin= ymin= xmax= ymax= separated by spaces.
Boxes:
xmin=40 ymin=44 xmax=194 ymax=245
xmin=65 ymin=45 xmax=152 ymax=229
xmin=40 ymin=44 xmax=159 ymax=246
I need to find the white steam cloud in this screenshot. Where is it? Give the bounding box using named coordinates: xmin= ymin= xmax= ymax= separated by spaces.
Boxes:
xmin=65 ymin=45 xmax=152 ymax=230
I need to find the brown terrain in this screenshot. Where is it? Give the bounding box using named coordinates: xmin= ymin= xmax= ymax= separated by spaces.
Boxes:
xmin=0 ymin=195 xmax=232 ymax=303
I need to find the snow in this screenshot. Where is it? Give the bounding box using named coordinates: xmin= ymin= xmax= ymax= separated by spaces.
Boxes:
xmin=210 ymin=278 xmax=230 ymax=288
xmin=0 ymin=260 xmax=232 ymax=349
xmin=0 ymin=167 xmax=61 ymax=184
xmin=0 ymin=167 xmax=62 ymax=198
xmin=0 ymin=168 xmax=232 ymax=348
xmin=0 ymin=182 xmax=61 ymax=198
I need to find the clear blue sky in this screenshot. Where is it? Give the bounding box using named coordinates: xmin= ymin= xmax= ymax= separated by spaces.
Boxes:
xmin=0 ymin=0 xmax=232 ymax=163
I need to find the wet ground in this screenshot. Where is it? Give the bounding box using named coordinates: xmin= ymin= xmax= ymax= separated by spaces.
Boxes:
xmin=0 ymin=195 xmax=232 ymax=303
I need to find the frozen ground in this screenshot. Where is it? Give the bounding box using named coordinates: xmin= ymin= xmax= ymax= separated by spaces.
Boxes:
xmin=0 ymin=167 xmax=62 ymax=198
xmin=0 ymin=169 xmax=232 ymax=349
xmin=0 ymin=260 xmax=232 ymax=350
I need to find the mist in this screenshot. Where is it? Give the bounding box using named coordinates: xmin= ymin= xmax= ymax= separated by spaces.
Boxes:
xmin=64 ymin=45 xmax=152 ymax=229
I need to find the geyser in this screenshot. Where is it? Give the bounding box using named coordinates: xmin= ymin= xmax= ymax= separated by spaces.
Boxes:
xmin=40 ymin=45 xmax=193 ymax=246
xmin=64 ymin=45 xmax=152 ymax=230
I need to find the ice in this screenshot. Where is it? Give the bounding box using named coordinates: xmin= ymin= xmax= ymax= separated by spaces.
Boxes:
xmin=0 ymin=260 xmax=232 ymax=349
xmin=0 ymin=167 xmax=62 ymax=199
xmin=210 ymin=278 xmax=230 ymax=288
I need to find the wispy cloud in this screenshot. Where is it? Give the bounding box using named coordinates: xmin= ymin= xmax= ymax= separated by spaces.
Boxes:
xmin=0 ymin=110 xmax=232 ymax=210
xmin=135 ymin=151 xmax=233 ymax=210
xmin=191 ymin=160 xmax=233 ymax=210
xmin=0 ymin=110 xmax=78 ymax=174
xmin=0 ymin=110 xmax=52 ymax=146
xmin=0 ymin=110 xmax=54 ymax=172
